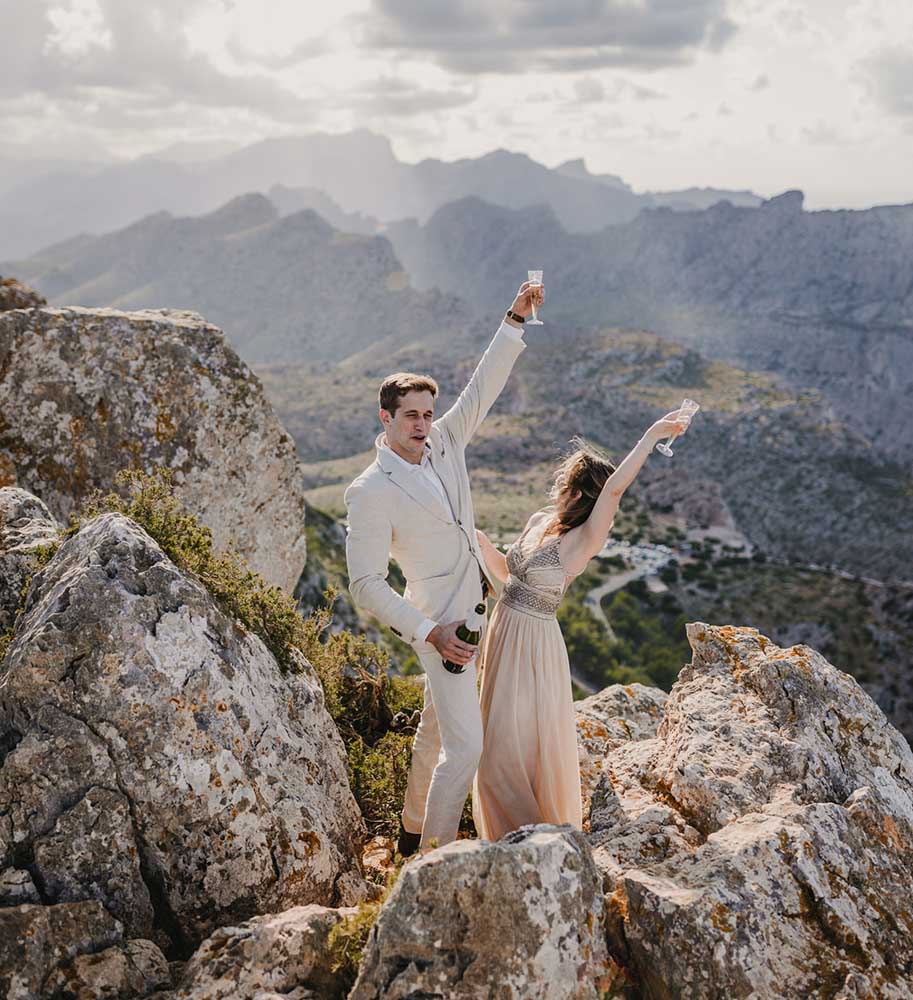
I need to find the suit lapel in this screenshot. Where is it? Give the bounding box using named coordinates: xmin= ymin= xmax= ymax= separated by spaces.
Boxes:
xmin=375 ymin=432 xmax=454 ymax=524
xmin=427 ymin=426 xmax=461 ymax=520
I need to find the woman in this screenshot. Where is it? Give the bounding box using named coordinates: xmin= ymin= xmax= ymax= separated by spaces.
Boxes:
xmin=472 ymin=408 xmax=693 ymax=840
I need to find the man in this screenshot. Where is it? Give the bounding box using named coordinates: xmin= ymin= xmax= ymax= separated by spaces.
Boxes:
xmin=344 ymin=281 xmax=542 ymax=855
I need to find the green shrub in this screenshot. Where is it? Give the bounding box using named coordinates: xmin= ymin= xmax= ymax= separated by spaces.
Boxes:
xmin=327 ymin=860 xmax=406 ymax=993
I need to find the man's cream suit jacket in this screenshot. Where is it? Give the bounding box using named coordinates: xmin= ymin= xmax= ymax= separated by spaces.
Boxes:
xmin=344 ymin=322 xmax=526 ymax=646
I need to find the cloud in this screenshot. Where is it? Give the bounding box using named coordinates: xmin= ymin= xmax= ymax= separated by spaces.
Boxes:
xmin=573 ymin=77 xmax=605 ymax=103
xmin=351 ymin=77 xmax=478 ymax=117
xmin=569 ymin=75 xmax=664 ymax=105
xmin=225 ymin=34 xmax=328 ymax=69
xmin=358 ymin=0 xmax=738 ymax=74
xmin=0 ymin=0 xmax=315 ymax=123
xmin=858 ymin=46 xmax=913 ymax=118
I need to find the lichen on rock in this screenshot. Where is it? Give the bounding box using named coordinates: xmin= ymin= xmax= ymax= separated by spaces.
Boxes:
xmin=0 ymin=306 xmax=307 ymax=591
xmin=590 ymin=623 xmax=913 ymax=999
xmin=0 ymin=512 xmax=365 ymax=957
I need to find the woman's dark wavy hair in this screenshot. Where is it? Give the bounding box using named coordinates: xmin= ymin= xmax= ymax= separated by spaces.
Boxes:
xmin=544 ymin=436 xmax=616 ymax=536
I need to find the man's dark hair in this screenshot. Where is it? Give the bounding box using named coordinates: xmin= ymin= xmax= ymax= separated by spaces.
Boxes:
xmin=379 ymin=373 xmax=439 ymax=417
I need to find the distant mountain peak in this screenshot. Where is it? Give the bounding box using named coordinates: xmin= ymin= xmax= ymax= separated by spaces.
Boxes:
xmin=762 ymin=190 xmax=805 ymax=213
xmin=204 ymin=192 xmax=278 ymax=228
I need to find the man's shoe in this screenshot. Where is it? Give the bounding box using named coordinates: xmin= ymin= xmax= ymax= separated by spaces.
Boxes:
xmin=396 ymin=824 xmax=421 ymax=858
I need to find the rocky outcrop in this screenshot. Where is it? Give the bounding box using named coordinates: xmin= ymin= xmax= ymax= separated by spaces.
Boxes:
xmin=172 ymin=904 xmax=355 ymax=999
xmin=0 ymin=900 xmax=171 ymax=1000
xmin=0 ymin=487 xmax=60 ymax=632
xmin=590 ymin=623 xmax=913 ymax=999
xmin=575 ymin=682 xmax=667 ymax=819
xmin=0 ymin=306 xmax=307 ymax=591
xmin=351 ymin=826 xmax=616 ymax=1000
xmin=0 ymin=275 xmax=45 ymax=311
xmin=0 ymin=512 xmax=365 ymax=957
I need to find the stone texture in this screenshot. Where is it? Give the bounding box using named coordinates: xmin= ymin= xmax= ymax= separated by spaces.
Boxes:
xmin=0 ymin=900 xmax=123 ymax=1000
xmin=351 ymin=825 xmax=615 ymax=1000
xmin=0 ymin=867 xmax=40 ymax=905
xmin=44 ymin=938 xmax=172 ymax=999
xmin=0 ymin=275 xmax=45 ymax=312
xmin=590 ymin=623 xmax=913 ymax=999
xmin=173 ymin=904 xmax=355 ymax=999
xmin=0 ymin=306 xmax=307 ymax=591
xmin=575 ymin=682 xmax=667 ymax=821
xmin=0 ymin=512 xmax=365 ymax=956
xmin=0 ymin=487 xmax=60 ymax=632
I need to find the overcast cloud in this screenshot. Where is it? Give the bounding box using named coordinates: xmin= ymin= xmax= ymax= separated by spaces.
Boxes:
xmin=0 ymin=0 xmax=911 ymax=208
xmin=359 ymin=0 xmax=738 ymax=72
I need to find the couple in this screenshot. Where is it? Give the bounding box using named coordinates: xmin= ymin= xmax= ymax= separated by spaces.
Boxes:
xmin=343 ymin=281 xmax=692 ymax=856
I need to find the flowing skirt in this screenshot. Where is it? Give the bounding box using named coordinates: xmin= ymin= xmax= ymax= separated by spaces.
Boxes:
xmin=472 ymin=598 xmax=583 ymax=841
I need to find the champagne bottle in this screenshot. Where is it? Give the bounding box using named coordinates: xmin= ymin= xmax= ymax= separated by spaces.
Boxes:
xmin=442 ymin=602 xmax=487 ymax=675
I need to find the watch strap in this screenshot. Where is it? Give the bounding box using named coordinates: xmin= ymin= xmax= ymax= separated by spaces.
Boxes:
xmin=505 ymin=309 xmax=525 ymax=324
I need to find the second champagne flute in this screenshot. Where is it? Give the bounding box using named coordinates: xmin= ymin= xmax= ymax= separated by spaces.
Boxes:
xmin=527 ymin=269 xmax=543 ymax=325
xmin=655 ymin=398 xmax=700 ymax=457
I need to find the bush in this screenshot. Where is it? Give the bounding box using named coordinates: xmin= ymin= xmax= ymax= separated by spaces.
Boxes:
xmin=327 ymin=860 xmax=406 ymax=992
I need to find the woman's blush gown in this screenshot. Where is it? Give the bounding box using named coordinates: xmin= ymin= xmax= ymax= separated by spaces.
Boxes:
xmin=472 ymin=509 xmax=583 ymax=840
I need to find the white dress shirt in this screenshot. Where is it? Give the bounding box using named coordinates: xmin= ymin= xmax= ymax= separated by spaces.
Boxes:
xmin=381 ymin=318 xmax=524 ymax=643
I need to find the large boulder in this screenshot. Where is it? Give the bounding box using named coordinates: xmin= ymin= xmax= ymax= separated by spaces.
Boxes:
xmin=0 ymin=487 xmax=60 ymax=633
xmin=351 ymin=826 xmax=617 ymax=1000
xmin=173 ymin=904 xmax=355 ymax=999
xmin=0 ymin=512 xmax=366 ymax=957
xmin=590 ymin=623 xmax=913 ymax=999
xmin=0 ymin=900 xmax=170 ymax=1000
xmin=0 ymin=306 xmax=307 ymax=591
xmin=575 ymin=682 xmax=667 ymax=820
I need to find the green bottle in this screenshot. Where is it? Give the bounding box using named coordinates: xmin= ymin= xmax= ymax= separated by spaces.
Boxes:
xmin=442 ymin=602 xmax=487 ymax=674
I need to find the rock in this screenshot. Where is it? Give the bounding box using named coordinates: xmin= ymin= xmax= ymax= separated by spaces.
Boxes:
xmin=45 ymin=938 xmax=172 ymax=999
xmin=576 ymin=682 xmax=667 ymax=820
xmin=0 ymin=901 xmax=122 ymax=1000
xmin=0 ymin=306 xmax=307 ymax=592
xmin=0 ymin=512 xmax=365 ymax=957
xmin=591 ymin=623 xmax=913 ymax=999
xmin=173 ymin=904 xmax=355 ymax=999
xmin=351 ymin=825 xmax=616 ymax=1000
xmin=0 ymin=867 xmax=40 ymax=905
xmin=0 ymin=275 xmax=45 ymax=311
xmin=0 ymin=487 xmax=60 ymax=633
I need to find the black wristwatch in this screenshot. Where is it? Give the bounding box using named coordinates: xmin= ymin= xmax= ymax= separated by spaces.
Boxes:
xmin=505 ymin=309 xmax=525 ymax=324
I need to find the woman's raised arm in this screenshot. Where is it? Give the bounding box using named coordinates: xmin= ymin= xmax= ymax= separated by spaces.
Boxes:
xmin=560 ymin=409 xmax=692 ymax=576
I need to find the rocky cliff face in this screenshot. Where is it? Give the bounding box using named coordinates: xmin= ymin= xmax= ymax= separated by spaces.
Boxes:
xmin=2 ymin=525 xmax=911 ymax=998
xmin=0 ymin=306 xmax=307 ymax=591
xmin=590 ymin=623 xmax=913 ymax=998
xmin=0 ymin=508 xmax=367 ymax=964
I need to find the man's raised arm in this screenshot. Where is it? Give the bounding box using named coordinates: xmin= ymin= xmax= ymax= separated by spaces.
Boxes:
xmin=434 ymin=282 xmax=541 ymax=449
xmin=344 ymin=480 xmax=430 ymax=644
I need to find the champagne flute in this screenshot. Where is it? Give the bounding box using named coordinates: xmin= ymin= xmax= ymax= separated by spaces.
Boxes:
xmin=655 ymin=398 xmax=700 ymax=457
xmin=527 ymin=269 xmax=544 ymax=325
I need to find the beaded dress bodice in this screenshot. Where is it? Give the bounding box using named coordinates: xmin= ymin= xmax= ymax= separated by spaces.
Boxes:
xmin=500 ymin=513 xmax=576 ymax=620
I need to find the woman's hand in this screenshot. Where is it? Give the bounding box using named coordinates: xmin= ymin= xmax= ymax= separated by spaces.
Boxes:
xmin=509 ymin=280 xmax=544 ymax=320
xmin=647 ymin=408 xmax=693 ymax=445
xmin=476 ymin=528 xmax=492 ymax=549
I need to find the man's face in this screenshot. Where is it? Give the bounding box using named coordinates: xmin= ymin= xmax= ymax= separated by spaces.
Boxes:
xmin=381 ymin=389 xmax=435 ymax=462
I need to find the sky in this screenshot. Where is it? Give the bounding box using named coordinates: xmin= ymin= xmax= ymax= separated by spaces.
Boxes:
xmin=1 ymin=0 xmax=912 ymax=209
